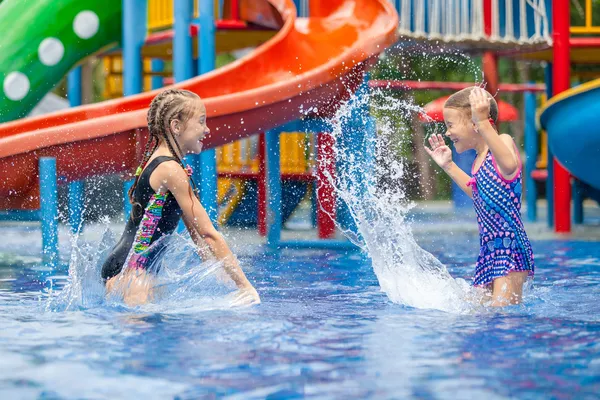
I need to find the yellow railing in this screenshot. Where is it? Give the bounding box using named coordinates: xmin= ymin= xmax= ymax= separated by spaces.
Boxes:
xmin=536 ymin=94 xmax=548 ymax=170
xmin=216 ymin=133 xmax=313 ymax=175
xmin=280 ymin=133 xmax=310 ymax=174
xmin=147 ymin=0 xmax=221 ymax=32
xmin=216 ymin=138 xmax=258 ymax=173
xmin=103 ymin=56 xmax=155 ymax=99
xmin=570 ymin=0 xmax=600 ymax=34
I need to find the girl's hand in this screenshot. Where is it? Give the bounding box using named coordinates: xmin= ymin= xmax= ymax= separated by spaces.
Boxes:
xmin=469 ymin=87 xmax=491 ymax=124
xmin=425 ymin=133 xmax=453 ymax=170
xmin=229 ymin=285 xmax=261 ymax=307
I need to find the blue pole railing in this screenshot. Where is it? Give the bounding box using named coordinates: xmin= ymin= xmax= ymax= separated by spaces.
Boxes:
xmin=572 ymin=180 xmax=584 ymax=224
xmin=122 ymin=0 xmax=147 ymax=220
xmin=524 ymin=87 xmax=537 ymax=222
xmin=68 ymin=181 xmax=85 ymax=234
xmin=174 ymin=0 xmax=194 ymax=82
xmin=266 ymin=129 xmax=282 ymax=247
xmin=544 ymin=63 xmax=554 ymax=228
xmin=67 ymin=67 xmax=82 ymax=106
xmin=175 ymin=0 xmax=195 ymax=232
xmin=67 ymin=67 xmax=85 ymax=234
xmin=198 ymin=0 xmax=218 ymax=223
xmin=151 ymin=59 xmax=165 ymax=89
xmin=123 ymin=0 xmax=146 ymax=97
xmin=39 ymin=157 xmax=59 ymax=266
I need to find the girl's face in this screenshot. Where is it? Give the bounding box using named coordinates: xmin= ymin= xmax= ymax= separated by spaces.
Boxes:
xmin=176 ymin=99 xmax=210 ymax=155
xmin=442 ymin=107 xmax=478 ymax=154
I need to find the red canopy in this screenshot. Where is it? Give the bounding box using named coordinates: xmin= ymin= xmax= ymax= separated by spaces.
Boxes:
xmin=420 ymin=95 xmax=520 ymax=123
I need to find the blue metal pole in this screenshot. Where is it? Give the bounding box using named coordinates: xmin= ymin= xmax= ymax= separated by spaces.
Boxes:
xmin=524 ymin=88 xmax=537 ymax=222
xmin=545 ymin=63 xmax=554 ymax=228
xmin=266 ymin=129 xmax=282 ymax=247
xmin=151 ymin=59 xmax=165 ymax=89
xmin=336 ymin=77 xmax=371 ymax=235
xmin=198 ymin=0 xmax=218 ymax=222
xmin=67 ymin=67 xmax=85 ymax=234
xmin=68 ymin=181 xmax=85 ymax=234
xmin=301 ymin=0 xmax=309 ymax=17
xmin=174 ymin=0 xmax=195 ymax=232
xmin=123 ymin=0 xmax=146 ymax=96
xmin=123 ymin=0 xmax=147 ymax=220
xmin=67 ymin=67 xmax=82 ymax=106
xmin=293 ymin=0 xmax=308 ymax=17
xmin=39 ymin=157 xmax=59 ymax=266
xmin=175 ymin=0 xmax=194 ymax=82
xmin=123 ymin=180 xmax=134 ymax=220
xmin=572 ymin=179 xmax=584 ymax=224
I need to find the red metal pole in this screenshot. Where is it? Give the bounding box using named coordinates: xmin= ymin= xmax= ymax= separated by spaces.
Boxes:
xmin=230 ymin=0 xmax=239 ymax=21
xmin=317 ymin=132 xmax=336 ymax=239
xmin=483 ymin=0 xmax=499 ymax=94
xmin=258 ymin=132 xmax=267 ymax=236
xmin=483 ymin=0 xmax=492 ymax=34
xmin=552 ymin=0 xmax=572 ymax=233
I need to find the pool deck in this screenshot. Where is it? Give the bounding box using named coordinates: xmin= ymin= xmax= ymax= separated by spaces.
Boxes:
xmin=0 ymin=200 xmax=599 ymax=262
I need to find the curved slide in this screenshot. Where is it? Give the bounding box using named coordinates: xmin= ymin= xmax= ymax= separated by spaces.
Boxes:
xmin=539 ymin=79 xmax=600 ymax=190
xmin=0 ymin=0 xmax=398 ymax=211
xmin=0 ymin=0 xmax=121 ymax=122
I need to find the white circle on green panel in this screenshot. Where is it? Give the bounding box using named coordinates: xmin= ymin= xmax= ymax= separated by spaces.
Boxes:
xmin=3 ymin=72 xmax=30 ymax=101
xmin=39 ymin=38 xmax=65 ymax=66
xmin=74 ymin=11 xmax=99 ymax=39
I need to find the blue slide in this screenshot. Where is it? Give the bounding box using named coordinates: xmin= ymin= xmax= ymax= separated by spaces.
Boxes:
xmin=539 ymin=79 xmax=600 ymax=201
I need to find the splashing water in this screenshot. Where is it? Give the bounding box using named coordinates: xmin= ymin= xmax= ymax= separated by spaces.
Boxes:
xmin=321 ymin=87 xmax=484 ymax=313
xmin=46 ymin=223 xmax=242 ymax=313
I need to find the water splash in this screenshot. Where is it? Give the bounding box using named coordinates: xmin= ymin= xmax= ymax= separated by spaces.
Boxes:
xmin=322 ymin=87 xmax=483 ymax=313
xmin=46 ymin=224 xmax=243 ymax=313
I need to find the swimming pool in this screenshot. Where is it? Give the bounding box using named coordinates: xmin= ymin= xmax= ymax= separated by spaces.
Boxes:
xmin=1 ymin=225 xmax=599 ymax=399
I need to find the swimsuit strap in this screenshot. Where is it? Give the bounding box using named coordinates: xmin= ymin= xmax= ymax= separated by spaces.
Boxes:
xmin=140 ymin=156 xmax=179 ymax=181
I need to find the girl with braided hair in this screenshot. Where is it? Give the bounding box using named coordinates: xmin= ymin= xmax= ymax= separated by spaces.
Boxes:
xmin=101 ymin=89 xmax=260 ymax=306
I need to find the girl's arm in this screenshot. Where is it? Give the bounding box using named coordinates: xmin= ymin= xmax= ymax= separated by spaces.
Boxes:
xmin=159 ymin=162 xmax=258 ymax=294
xmin=443 ymin=162 xmax=474 ymax=198
xmin=470 ymin=88 xmax=519 ymax=179
xmin=425 ymin=134 xmax=473 ymax=198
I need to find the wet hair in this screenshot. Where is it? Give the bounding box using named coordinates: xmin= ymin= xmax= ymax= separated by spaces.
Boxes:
xmin=128 ymin=88 xmax=203 ymax=216
xmin=444 ymin=87 xmax=499 ymax=126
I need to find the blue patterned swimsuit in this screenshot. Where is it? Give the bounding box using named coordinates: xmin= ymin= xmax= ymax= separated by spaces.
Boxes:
xmin=467 ymin=150 xmax=535 ymax=286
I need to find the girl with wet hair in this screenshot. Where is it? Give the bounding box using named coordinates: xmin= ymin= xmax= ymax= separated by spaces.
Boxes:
xmin=101 ymin=89 xmax=260 ymax=306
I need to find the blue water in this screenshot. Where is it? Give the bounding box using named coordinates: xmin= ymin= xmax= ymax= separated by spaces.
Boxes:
xmin=1 ymin=232 xmax=600 ymax=399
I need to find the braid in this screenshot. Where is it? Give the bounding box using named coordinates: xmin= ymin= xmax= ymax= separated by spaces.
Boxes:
xmin=126 ymin=91 xmax=177 ymax=215
xmin=128 ymin=135 xmax=159 ymax=207
xmin=127 ymin=88 xmax=203 ymax=219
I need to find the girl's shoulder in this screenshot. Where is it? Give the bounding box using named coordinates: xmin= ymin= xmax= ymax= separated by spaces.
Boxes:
xmin=148 ymin=158 xmax=186 ymax=192
xmin=498 ymin=133 xmax=517 ymax=150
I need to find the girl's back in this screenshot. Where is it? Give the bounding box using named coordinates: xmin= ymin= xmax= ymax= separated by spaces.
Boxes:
xmin=470 ymin=150 xmax=534 ymax=287
xmin=101 ymin=156 xmax=182 ymax=281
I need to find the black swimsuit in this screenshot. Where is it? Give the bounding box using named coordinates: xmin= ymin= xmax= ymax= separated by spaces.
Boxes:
xmin=101 ymin=156 xmax=183 ymax=281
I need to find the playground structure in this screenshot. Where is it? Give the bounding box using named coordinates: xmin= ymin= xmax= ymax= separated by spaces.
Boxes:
xmin=0 ymin=0 xmax=598 ymax=266
xmin=379 ymin=0 xmax=600 ymax=234
xmin=0 ymin=0 xmax=398 ymax=265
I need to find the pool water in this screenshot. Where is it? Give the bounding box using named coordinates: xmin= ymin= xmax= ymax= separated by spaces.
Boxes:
xmin=1 ymin=231 xmax=600 ymax=399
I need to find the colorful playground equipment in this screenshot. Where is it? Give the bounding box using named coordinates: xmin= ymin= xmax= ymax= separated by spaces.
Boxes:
xmin=383 ymin=0 xmax=600 ymax=234
xmin=215 ymin=132 xmax=315 ymax=230
xmin=0 ymin=0 xmax=597 ymax=267
xmin=535 ymin=0 xmax=600 ymax=232
xmin=0 ymin=0 xmax=122 ymax=122
xmin=0 ymin=0 xmax=398 ymax=264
